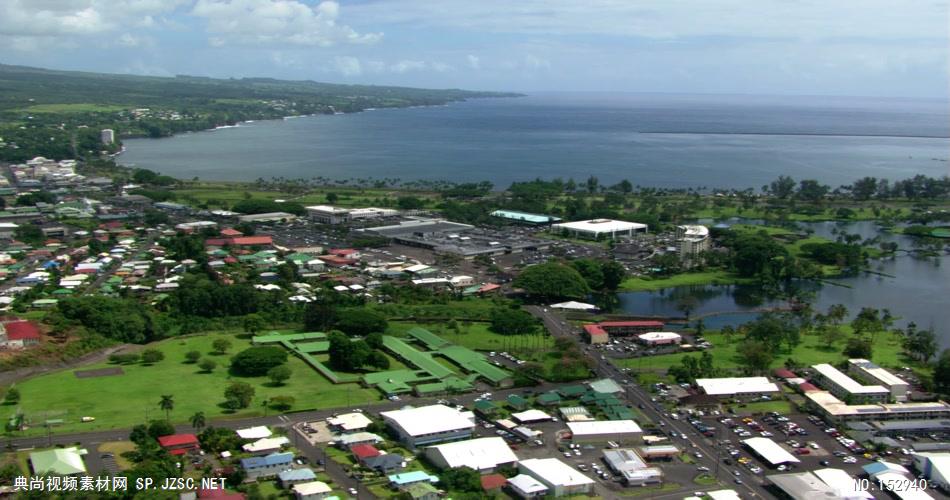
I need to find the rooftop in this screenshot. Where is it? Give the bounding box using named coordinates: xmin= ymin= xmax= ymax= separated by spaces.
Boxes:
xmin=813 ymin=363 xmax=889 ymax=395
xmin=381 ymin=404 xmax=475 ymax=437
xmin=426 ymin=437 xmax=517 ymax=471
xmin=519 ymin=458 xmax=594 ymax=488
xmin=567 ymin=420 xmax=642 ymax=436
xmin=849 ymin=358 xmax=910 ymax=388
xmin=552 ymin=219 xmax=647 ymax=234
xmin=696 ymin=377 xmax=779 ymax=396
xmin=742 ymin=437 xmax=801 ymax=465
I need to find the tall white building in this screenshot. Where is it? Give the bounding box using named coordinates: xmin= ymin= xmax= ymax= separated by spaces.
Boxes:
xmin=100 ymin=129 xmax=115 ymax=145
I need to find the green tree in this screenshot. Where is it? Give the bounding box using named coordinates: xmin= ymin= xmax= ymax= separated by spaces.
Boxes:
xmin=737 ymin=339 xmax=775 ymax=374
xmin=158 ymin=395 xmax=174 ymax=421
xmin=438 ymin=467 xmax=482 ymax=492
xmin=934 ymin=350 xmax=950 ymax=395
xmin=267 ymin=365 xmax=292 ymax=386
xmin=325 ymin=192 xmax=339 ymax=204
xmin=490 ymin=308 xmax=538 ymax=335
xmin=769 ymin=175 xmax=796 ymax=199
xmin=184 ymin=350 xmax=201 ymax=363
xmin=269 ymin=395 xmax=296 ymax=412
xmin=198 ymin=358 xmax=217 ymax=373
xmin=230 ymin=346 xmax=288 ymax=376
xmin=3 ymin=387 xmax=20 ymax=405
xmin=335 ymin=309 xmax=388 ymax=336
xmin=190 ymin=411 xmax=206 ymax=432
xmin=242 ymin=314 xmax=266 ymax=335
xmin=224 ymin=382 xmax=255 ymax=409
xmin=827 ymin=304 xmax=848 ymax=326
xmin=212 ymin=338 xmax=232 ymax=355
xmin=600 ymin=260 xmax=626 ymax=290
xmin=843 ymin=336 xmax=873 ymax=359
xmin=141 ymin=349 xmax=165 ymax=365
xmin=569 ymin=258 xmax=604 ymax=290
xmin=513 ymin=261 xmax=590 ymax=300
xmin=147 ymin=419 xmax=175 ymax=439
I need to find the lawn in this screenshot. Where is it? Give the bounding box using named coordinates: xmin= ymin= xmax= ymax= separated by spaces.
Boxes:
xmin=19 ymin=103 xmax=127 ymax=114
xmin=728 ymin=400 xmax=795 ymax=416
xmin=619 ymin=270 xmax=753 ymax=291
xmin=12 ymin=332 xmax=380 ymax=437
xmin=388 ymin=321 xmax=554 ymax=353
xmin=97 ymin=441 xmax=137 ymax=470
xmin=616 ymin=327 xmax=916 ymax=377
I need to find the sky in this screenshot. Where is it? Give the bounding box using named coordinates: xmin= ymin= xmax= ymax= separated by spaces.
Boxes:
xmin=0 ymin=0 xmax=948 ymax=97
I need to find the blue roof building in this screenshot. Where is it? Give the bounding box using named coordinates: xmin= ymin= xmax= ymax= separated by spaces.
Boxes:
xmin=241 ymin=452 xmax=294 ymax=479
xmin=388 ymin=470 xmax=439 ymax=486
xmin=278 ymin=468 xmax=316 ymax=487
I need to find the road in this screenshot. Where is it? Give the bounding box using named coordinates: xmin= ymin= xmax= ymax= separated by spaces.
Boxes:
xmin=527 ymin=305 xmax=770 ymax=499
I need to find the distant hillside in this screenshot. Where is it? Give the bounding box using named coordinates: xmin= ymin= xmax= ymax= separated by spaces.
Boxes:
xmin=0 ymin=63 xmax=520 ymax=161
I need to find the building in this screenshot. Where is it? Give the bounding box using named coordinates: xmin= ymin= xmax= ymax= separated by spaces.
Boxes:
xmin=805 ymin=390 xmax=950 ymax=424
xmin=511 ymin=409 xmax=553 ymax=424
xmin=240 ymin=452 xmax=294 ymax=480
xmin=696 ymin=377 xmax=780 ymax=398
xmin=602 ymin=449 xmax=662 ymax=486
xmin=741 ymin=437 xmax=801 ymax=467
xmin=637 ymin=331 xmax=682 ymax=346
xmin=363 ymin=453 xmax=405 ymax=474
xmin=237 ymin=212 xmax=297 ymax=223
xmin=517 ymin=458 xmax=594 ymax=497
xmin=582 ymin=324 xmax=608 ymax=344
xmin=100 ymin=129 xmax=115 ymax=145
xmin=380 ymin=404 xmax=475 ymax=447
xmin=480 ymin=473 xmax=507 ymax=492
xmin=29 ymin=447 xmax=87 ymax=475
xmin=175 ymin=221 xmax=218 ymax=233
xmin=597 ymin=320 xmax=665 ymax=336
xmin=913 ymin=453 xmax=950 ymax=489
xmin=0 ymin=222 xmax=18 ymax=239
xmin=401 ymin=482 xmax=440 ymax=500
xmin=242 ymin=437 xmax=290 ymax=455
xmin=424 ymin=437 xmax=518 ymax=473
xmin=388 ymin=470 xmax=439 ymax=488
xmin=507 ymin=474 xmax=549 ymax=498
xmin=639 ymin=445 xmax=680 ymax=460
xmin=551 ymin=219 xmax=648 ymax=239
xmin=811 ymin=468 xmax=874 ymax=499
xmin=1 ymin=320 xmax=41 ymax=347
xmin=812 ymin=363 xmax=890 ymax=403
xmin=336 ymin=432 xmax=383 ymax=448
xmin=848 ymin=358 xmax=911 ymax=402
xmin=767 ymin=471 xmax=845 ymax=500
xmin=490 ymin=210 xmax=561 ymax=225
xmin=327 ymin=412 xmax=372 ymax=433
xmin=567 ymin=420 xmax=642 ymax=445
xmin=157 ymin=434 xmax=200 ymax=456
xmin=291 ymin=481 xmax=332 ymax=500
xmin=306 ymin=205 xmax=352 ymax=224
xmin=676 ymin=225 xmax=711 ymax=264
xmin=236 ymin=426 xmax=272 ymax=440
xmin=278 ymin=468 xmax=317 ymax=488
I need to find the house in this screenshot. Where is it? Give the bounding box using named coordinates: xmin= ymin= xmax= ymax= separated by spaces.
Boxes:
xmin=583 ymin=324 xmax=608 ymax=344
xmin=240 ymin=452 xmax=294 ymax=479
xmin=236 ymin=426 xmax=272 ymax=439
xmin=291 ymin=481 xmax=332 ymax=500
xmin=567 ymin=420 xmax=642 ymax=445
xmin=278 ymin=468 xmax=317 ymax=488
xmin=507 ymin=474 xmax=549 ymax=498
xmin=1 ymin=320 xmax=41 ymax=347
xmin=351 ymin=444 xmax=381 ymax=462
xmin=29 ymin=447 xmax=87 ymax=476
xmin=388 ymin=470 xmax=439 ymax=488
xmin=481 ymin=473 xmax=507 ymax=492
xmin=363 ymin=453 xmax=405 ymax=474
xmin=401 ymin=482 xmax=440 ymax=500
xmin=242 ymin=436 xmax=290 ymax=455
xmin=158 ymin=434 xmax=200 ymax=456
xmin=336 ymin=432 xmax=384 ymax=448
xmin=327 ymin=412 xmax=372 ymax=433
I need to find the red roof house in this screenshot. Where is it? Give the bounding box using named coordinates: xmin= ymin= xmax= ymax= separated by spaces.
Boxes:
xmin=583 ymin=324 xmax=609 ymax=344
xmin=158 ymin=434 xmax=200 ymax=455
xmin=229 ymin=236 xmax=273 ymax=246
xmin=319 ymin=255 xmax=357 ymax=267
xmin=481 ymin=474 xmax=507 ymax=491
xmin=2 ymin=320 xmax=41 ymax=347
xmin=598 ymin=320 xmax=665 ymax=335
xmin=219 ymin=228 xmax=243 ymax=237
xmin=774 ymin=368 xmax=797 ymax=379
xmin=350 ymin=444 xmax=381 ymax=461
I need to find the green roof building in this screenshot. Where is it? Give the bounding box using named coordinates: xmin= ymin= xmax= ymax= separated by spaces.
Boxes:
xmin=30 ymin=447 xmax=87 ymax=476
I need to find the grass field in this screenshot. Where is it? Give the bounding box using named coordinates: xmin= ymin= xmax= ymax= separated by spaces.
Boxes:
xmin=19 ymin=103 xmax=127 ymax=114
xmin=12 ymin=332 xmax=380 ymax=437
xmin=616 ymin=327 xmax=915 ymax=377
xmin=173 ymin=184 xmax=441 ymax=209
xmin=388 ymin=321 xmax=554 ymax=353
xmin=619 ymin=270 xmax=753 ymax=291
xmin=729 ymin=400 xmax=795 ymax=415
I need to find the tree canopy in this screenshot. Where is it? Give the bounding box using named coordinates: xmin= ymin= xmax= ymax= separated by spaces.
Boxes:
xmin=229 ymin=346 xmax=288 ymax=376
xmin=513 ymin=261 xmax=591 ymax=300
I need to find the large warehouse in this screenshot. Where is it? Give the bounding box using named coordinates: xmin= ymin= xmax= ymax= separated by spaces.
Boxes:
xmin=380 ymin=404 xmax=475 ymax=447
xmin=424 ymin=437 xmax=518 ymax=473
xmin=696 ymin=377 xmax=780 ymax=398
xmin=566 ymin=420 xmax=642 ymax=445
xmin=517 ymin=458 xmax=595 ymax=497
xmin=848 ymin=358 xmax=911 ymax=402
xmin=812 ymin=363 xmax=890 ymax=403
xmin=551 ymin=219 xmax=647 ymax=239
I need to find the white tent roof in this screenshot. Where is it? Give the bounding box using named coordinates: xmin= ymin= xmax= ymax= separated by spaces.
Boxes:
xmin=236 ymin=426 xmax=272 ymax=439
xmin=381 ymin=404 xmax=475 ymax=437
xmin=742 ymin=437 xmax=800 ymax=465
xmin=426 ymin=437 xmax=518 ymax=470
xmin=519 ymin=458 xmax=594 ymax=488
xmin=549 ymin=301 xmax=598 ymax=311
xmin=697 ymin=377 xmax=779 ymax=396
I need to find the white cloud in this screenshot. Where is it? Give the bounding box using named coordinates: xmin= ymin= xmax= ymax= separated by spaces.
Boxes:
xmin=0 ymin=0 xmax=187 ymax=37
xmin=332 ymin=55 xmax=362 ymax=76
xmin=190 ymin=0 xmax=382 ymax=47
xmin=466 ymin=54 xmax=480 ymax=69
xmin=389 ymin=60 xmax=426 ymax=73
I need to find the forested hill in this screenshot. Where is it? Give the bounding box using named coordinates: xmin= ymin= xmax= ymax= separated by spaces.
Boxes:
xmin=0 ymin=63 xmax=520 ymax=161
xmin=0 ymin=63 xmax=518 ymax=112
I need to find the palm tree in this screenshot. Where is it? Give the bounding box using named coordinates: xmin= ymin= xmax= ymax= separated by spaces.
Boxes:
xmin=190 ymin=411 xmax=206 ymax=432
xmin=159 ymin=395 xmax=174 ymax=422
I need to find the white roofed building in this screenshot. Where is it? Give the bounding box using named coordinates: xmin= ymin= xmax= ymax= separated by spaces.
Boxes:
xmin=381 ymin=404 xmax=475 ymax=447
xmin=242 ymin=437 xmax=290 ymax=455
xmin=518 ymin=458 xmax=594 ymax=497
xmin=742 ymin=437 xmax=800 ymax=466
xmin=637 ymin=331 xmax=682 ymax=346
xmin=602 ymin=448 xmax=662 ymax=486
xmin=812 ymin=363 xmax=890 ymax=403
xmin=696 ymin=377 xmax=780 ymax=398
xmin=567 ymin=420 xmax=642 ymax=445
xmin=507 ymin=474 xmax=549 ymax=498
xmin=511 ymin=409 xmax=553 ymax=423
xmin=423 ymin=437 xmax=518 ymax=473
xmin=236 ymin=426 xmax=272 ymax=440
xmin=805 ymin=390 xmax=950 ymax=424
xmin=551 ymin=219 xmax=647 ymax=240
xmin=327 ymin=412 xmax=373 ymax=433
xmin=848 ymin=358 xmax=911 ymax=402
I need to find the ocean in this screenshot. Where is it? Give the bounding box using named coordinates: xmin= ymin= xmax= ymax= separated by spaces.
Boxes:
xmin=119 ymin=92 xmax=950 ymax=189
